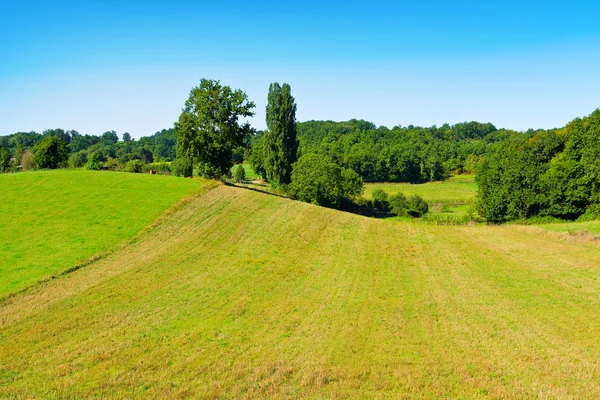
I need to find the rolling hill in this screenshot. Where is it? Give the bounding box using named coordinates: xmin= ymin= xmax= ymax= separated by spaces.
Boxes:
xmin=2 ymin=177 xmax=600 ymax=398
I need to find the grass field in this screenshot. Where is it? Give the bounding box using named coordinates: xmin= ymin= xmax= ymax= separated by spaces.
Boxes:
xmin=0 ymin=170 xmax=206 ymax=299
xmin=2 ymin=181 xmax=600 ymax=398
xmin=364 ymin=175 xmax=477 ymax=204
xmin=534 ymin=220 xmax=600 ymax=235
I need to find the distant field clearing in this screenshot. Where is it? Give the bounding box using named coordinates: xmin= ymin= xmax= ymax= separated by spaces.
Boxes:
xmin=364 ymin=175 xmax=477 ymax=203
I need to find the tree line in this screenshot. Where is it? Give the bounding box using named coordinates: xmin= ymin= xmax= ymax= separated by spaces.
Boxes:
xmin=477 ymin=109 xmax=600 ymax=222
xmin=4 ymin=77 xmax=597 ymax=222
xmin=0 ymin=127 xmax=178 ymax=173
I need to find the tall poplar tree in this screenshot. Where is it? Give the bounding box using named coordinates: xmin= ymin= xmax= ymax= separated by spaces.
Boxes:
xmin=264 ymin=82 xmax=298 ymax=186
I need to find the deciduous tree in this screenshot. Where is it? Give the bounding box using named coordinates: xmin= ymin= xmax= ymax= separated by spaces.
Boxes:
xmin=176 ymin=79 xmax=255 ymax=178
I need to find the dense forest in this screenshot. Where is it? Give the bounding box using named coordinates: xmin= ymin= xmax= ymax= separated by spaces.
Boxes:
xmin=477 ymin=109 xmax=600 ymax=222
xmin=293 ymin=120 xmax=518 ymax=182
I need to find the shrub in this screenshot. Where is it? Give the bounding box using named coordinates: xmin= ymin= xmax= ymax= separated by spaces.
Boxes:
xmin=372 ymin=188 xmax=390 ymax=211
xmin=85 ymin=153 xmax=102 ymax=170
xmin=389 ymin=192 xmax=408 ymax=216
xmin=21 ymin=150 xmax=36 ymax=171
xmin=406 ymin=194 xmax=429 ymax=217
xmin=145 ymin=162 xmax=172 ymax=175
xmin=69 ymin=152 xmax=86 ymax=169
xmin=172 ymin=157 xmax=193 ymax=177
xmin=105 ymin=158 xmax=124 ymax=171
xmin=233 ymin=164 xmax=246 ymax=183
xmin=290 ymin=154 xmax=364 ymax=208
xmin=576 ymin=204 xmax=600 ymax=222
xmin=124 ymin=160 xmax=145 ymax=173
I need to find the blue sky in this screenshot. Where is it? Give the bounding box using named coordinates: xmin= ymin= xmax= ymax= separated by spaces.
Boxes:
xmin=1 ymin=0 xmax=599 ymax=138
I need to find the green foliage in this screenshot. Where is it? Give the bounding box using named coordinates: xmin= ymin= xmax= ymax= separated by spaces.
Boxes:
xmin=290 ymin=153 xmax=364 ymax=208
xmin=477 ymin=110 xmax=600 ymax=222
xmin=389 ymin=192 xmax=408 ymax=216
xmin=406 ymin=194 xmax=429 ymax=217
xmin=85 ymin=153 xmax=102 ymax=170
xmin=233 ymin=164 xmax=246 ymax=183
xmin=297 ymin=119 xmax=503 ymax=183
xmin=122 ymin=132 xmax=132 ymax=142
xmin=577 ymin=204 xmax=600 ymax=222
xmin=341 ymin=167 xmax=364 ymax=199
xmin=248 ymin=134 xmax=267 ymax=179
xmin=125 ymin=159 xmax=145 ymax=173
xmin=172 ymin=157 xmax=193 ymax=177
xmin=145 ymin=162 xmax=172 ymax=175
xmin=264 ymin=82 xmax=298 ymax=186
xmin=371 ymin=188 xmax=390 ymax=211
xmin=175 ymin=79 xmax=255 ymax=178
xmin=68 ymin=152 xmax=86 ymax=169
xmin=0 ymin=146 xmax=12 ymax=172
xmin=32 ymin=135 xmax=68 ymax=169
xmin=101 ymin=130 xmax=119 ymax=144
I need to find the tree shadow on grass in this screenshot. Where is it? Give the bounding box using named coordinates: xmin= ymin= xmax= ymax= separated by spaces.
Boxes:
xmin=223 ymin=181 xmax=289 ymax=199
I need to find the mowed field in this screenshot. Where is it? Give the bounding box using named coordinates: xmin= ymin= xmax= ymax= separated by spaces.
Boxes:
xmin=0 ymin=171 xmax=206 ymax=299
xmin=2 ymin=179 xmax=600 ymax=398
xmin=364 ymin=175 xmax=477 ymax=204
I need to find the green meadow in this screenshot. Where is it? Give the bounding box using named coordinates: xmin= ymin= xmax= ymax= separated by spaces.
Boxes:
xmin=364 ymin=175 xmax=477 ymax=203
xmin=2 ymin=174 xmax=600 ymax=398
xmin=0 ymin=170 xmax=204 ymax=299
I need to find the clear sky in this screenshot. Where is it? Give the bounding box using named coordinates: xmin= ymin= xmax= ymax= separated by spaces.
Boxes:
xmin=1 ymin=0 xmax=599 ymax=138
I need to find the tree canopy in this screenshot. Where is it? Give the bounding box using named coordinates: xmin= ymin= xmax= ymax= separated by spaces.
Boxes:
xmin=32 ymin=135 xmax=68 ymax=169
xmin=175 ymin=79 xmax=255 ymax=178
xmin=477 ymin=109 xmax=600 ymax=222
xmin=290 ymin=153 xmax=363 ymax=208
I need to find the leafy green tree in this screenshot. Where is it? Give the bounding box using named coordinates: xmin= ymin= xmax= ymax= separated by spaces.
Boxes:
xmin=0 ymin=146 xmax=12 ymax=172
xmin=172 ymin=157 xmax=193 ymax=177
xmin=124 ymin=160 xmax=140 ymax=173
xmin=102 ymin=130 xmax=119 ymax=144
xmin=371 ymin=188 xmax=390 ymax=211
xmin=248 ymin=134 xmax=267 ymax=179
xmin=124 ymin=159 xmax=144 ymax=173
xmin=233 ymin=164 xmax=246 ymax=183
xmin=85 ymin=153 xmax=102 ymax=170
xmin=290 ymin=154 xmax=363 ymax=208
xmin=389 ymin=192 xmax=408 ymax=215
xmin=122 ymin=132 xmax=132 ymax=142
xmin=32 ymin=135 xmax=68 ymax=169
xmin=341 ymin=167 xmax=364 ymax=199
xmin=175 ymin=79 xmax=255 ymax=178
xmin=264 ymin=82 xmax=298 ymax=185
xmin=68 ymin=152 xmax=86 ymax=169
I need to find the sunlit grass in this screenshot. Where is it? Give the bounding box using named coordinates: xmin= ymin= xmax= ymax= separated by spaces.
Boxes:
xmin=0 ymin=170 xmax=206 ymax=298
xmin=364 ymin=175 xmax=477 ymax=204
xmin=2 ymin=184 xmax=600 ymax=398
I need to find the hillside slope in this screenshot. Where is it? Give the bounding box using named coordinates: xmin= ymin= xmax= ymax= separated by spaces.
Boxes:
xmin=2 ymin=185 xmax=600 ymax=398
xmin=0 ymin=171 xmax=207 ymax=298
